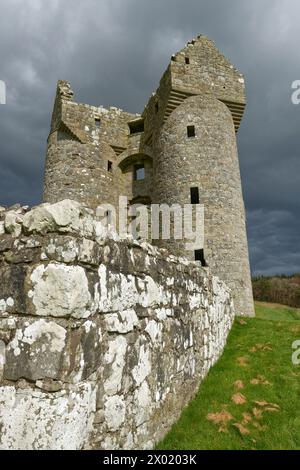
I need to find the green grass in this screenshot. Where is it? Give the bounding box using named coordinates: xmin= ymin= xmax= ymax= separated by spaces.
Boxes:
xmin=157 ymin=302 xmax=300 ymax=450
xmin=255 ymin=301 xmax=300 ymax=322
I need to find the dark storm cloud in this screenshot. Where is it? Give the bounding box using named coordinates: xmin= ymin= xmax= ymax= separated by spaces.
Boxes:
xmin=0 ymin=0 xmax=299 ymax=275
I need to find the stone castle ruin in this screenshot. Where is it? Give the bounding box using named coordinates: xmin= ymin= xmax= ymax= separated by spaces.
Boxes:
xmin=0 ymin=35 xmax=254 ymax=449
xmin=44 ymin=34 xmax=254 ymax=318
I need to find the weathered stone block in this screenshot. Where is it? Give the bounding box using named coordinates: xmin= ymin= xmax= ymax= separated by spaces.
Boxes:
xmin=0 ymin=264 xmax=27 ymax=315
xmin=62 ymin=319 xmax=103 ymax=382
xmin=27 ymin=263 xmax=93 ymax=319
xmin=4 ymin=319 xmax=67 ymax=381
xmin=0 ymin=383 xmax=96 ymax=450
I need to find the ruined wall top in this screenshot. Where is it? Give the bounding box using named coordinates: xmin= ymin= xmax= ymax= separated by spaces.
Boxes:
xmin=169 ymin=35 xmax=246 ymax=103
xmin=48 ymin=34 xmax=246 ymax=150
xmin=142 ymin=35 xmax=246 ymax=141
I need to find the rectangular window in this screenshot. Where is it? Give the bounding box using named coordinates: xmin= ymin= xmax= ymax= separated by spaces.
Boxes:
xmin=195 ymin=249 xmax=206 ymax=266
xmin=187 ymin=125 xmax=195 ymax=138
xmin=190 ymin=187 xmax=200 ymax=204
xmin=185 ymin=57 xmax=190 ymax=65
xmin=155 ymin=102 xmax=159 ymax=113
xmin=134 ymin=164 xmax=145 ymax=181
xmin=95 ymin=118 xmax=101 ymax=127
xmin=129 ymin=119 xmax=144 ymax=135
xmin=108 ymin=161 xmax=113 ymax=172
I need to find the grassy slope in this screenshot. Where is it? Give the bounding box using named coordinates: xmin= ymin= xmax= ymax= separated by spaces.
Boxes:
xmin=157 ymin=302 xmax=300 ymax=450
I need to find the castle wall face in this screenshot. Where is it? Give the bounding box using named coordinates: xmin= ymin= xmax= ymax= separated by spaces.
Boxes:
xmin=44 ymin=133 xmax=121 ymax=209
xmin=43 ymin=85 xmax=138 ymax=210
xmin=0 ymin=200 xmax=234 ymax=450
xmin=154 ymin=95 xmax=254 ymax=316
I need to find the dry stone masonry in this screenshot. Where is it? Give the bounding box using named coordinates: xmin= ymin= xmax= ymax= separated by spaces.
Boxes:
xmin=0 ymin=200 xmax=234 ymax=450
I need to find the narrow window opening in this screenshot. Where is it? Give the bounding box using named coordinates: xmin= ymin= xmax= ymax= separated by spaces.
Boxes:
xmin=95 ymin=118 xmax=101 ymax=128
xmin=105 ymin=210 xmax=112 ymax=225
xmin=134 ymin=164 xmax=145 ymax=181
xmin=155 ymin=101 xmax=159 ymax=113
xmin=107 ymin=161 xmax=113 ymax=172
xmin=195 ymin=249 xmax=207 ymax=266
xmin=185 ymin=57 xmax=190 ymax=65
xmin=190 ymin=187 xmax=200 ymax=204
xmin=187 ymin=125 xmax=195 ymax=138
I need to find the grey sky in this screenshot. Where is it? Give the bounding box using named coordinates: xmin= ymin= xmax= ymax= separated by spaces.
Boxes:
xmin=0 ymin=0 xmax=299 ymax=275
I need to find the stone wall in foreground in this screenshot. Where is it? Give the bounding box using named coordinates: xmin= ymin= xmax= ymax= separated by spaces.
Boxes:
xmin=0 ymin=200 xmax=235 ymax=450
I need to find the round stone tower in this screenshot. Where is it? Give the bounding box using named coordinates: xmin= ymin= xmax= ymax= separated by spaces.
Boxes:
xmin=153 ymin=94 xmax=254 ymax=316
